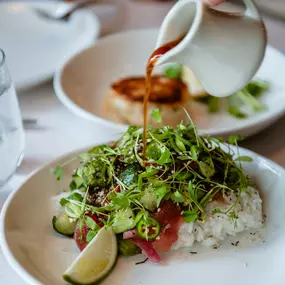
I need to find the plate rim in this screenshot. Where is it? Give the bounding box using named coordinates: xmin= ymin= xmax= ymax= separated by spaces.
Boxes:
xmin=0 ymin=2 xmax=101 ymax=91
xmin=53 ymin=28 xmax=285 ymax=136
xmin=0 ymin=144 xmax=284 ymax=285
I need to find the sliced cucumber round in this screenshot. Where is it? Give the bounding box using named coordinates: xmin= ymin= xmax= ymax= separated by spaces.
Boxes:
xmin=118 ymin=238 xmax=141 ymax=256
xmin=52 ymin=212 xmax=77 ymax=237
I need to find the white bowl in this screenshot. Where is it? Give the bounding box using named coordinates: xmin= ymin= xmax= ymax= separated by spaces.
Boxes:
xmin=54 ymin=28 xmax=285 ymax=137
xmin=1 ymin=145 xmax=285 ymax=285
xmin=0 ymin=2 xmax=100 ymax=90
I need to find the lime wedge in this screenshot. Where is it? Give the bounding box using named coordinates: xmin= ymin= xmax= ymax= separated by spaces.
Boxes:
xmin=63 ymin=228 xmax=118 ymax=285
xmin=182 ymin=66 xmax=208 ymax=98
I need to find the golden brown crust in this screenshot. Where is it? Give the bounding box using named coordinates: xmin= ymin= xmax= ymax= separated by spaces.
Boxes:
xmin=110 ymin=76 xmax=189 ymax=104
xmin=102 ymin=75 xmax=191 ymax=127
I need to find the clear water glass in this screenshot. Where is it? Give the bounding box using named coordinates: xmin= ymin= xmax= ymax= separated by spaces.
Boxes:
xmin=0 ymin=49 xmax=25 ymax=187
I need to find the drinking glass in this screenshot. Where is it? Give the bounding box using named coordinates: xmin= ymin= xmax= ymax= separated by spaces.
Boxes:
xmin=0 ymin=49 xmax=25 ymax=188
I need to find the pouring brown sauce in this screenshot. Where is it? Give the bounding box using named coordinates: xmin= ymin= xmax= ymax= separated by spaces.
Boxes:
xmin=143 ymin=37 xmax=183 ymax=164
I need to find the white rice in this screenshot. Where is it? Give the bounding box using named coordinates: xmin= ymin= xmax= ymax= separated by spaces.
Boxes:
xmin=172 ymin=187 xmax=263 ymax=250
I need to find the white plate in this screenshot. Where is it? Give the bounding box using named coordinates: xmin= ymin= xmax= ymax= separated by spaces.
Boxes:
xmin=0 ymin=2 xmax=100 ymax=90
xmin=54 ymin=28 xmax=285 ymax=138
xmin=1 ymin=145 xmax=285 ymax=285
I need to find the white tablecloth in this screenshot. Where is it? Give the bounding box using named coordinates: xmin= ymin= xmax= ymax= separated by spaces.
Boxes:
xmin=1 ymin=1 xmax=285 ymax=283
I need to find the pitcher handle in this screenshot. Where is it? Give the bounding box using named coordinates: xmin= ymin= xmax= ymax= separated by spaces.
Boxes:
xmin=243 ymin=0 xmax=262 ymax=20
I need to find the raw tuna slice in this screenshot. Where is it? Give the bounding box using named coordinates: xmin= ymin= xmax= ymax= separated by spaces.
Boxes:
xmin=123 ymin=229 xmax=138 ymax=240
xmin=74 ymin=214 xmax=104 ymax=251
xmin=74 ymin=223 xmax=89 ymax=252
xmin=131 ymin=239 xmax=161 ymax=263
xmin=153 ymin=200 xmax=183 ymax=252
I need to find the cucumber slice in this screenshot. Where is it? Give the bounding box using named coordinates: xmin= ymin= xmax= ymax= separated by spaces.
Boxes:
xmin=52 ymin=212 xmax=77 ymax=237
xmin=118 ymin=238 xmax=141 ymax=256
xmin=111 ymin=208 xmax=135 ymax=234
xmin=118 ymin=164 xmax=139 ymax=187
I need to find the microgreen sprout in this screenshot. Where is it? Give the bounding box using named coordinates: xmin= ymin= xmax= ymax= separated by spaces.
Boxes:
xmin=53 ymin=109 xmax=252 ymax=240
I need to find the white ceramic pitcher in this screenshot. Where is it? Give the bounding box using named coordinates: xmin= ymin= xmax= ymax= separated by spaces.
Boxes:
xmin=154 ymin=0 xmax=267 ymax=97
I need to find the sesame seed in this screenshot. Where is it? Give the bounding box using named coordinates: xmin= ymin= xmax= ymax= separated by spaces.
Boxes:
xmin=165 ymin=224 xmax=171 ymax=230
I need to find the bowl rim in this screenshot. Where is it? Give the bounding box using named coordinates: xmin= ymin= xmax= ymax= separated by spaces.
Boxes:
xmin=0 ymin=143 xmax=284 ymax=285
xmin=53 ymin=29 xmax=161 ymax=133
xmin=0 ymin=145 xmax=89 ymax=285
xmin=53 ymin=28 xmax=285 ymax=137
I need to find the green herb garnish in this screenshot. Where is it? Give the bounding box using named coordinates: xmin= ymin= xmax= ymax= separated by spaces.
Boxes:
xmin=53 ymin=166 xmax=63 ymax=181
xmin=228 ymin=80 xmax=268 ymax=117
xmin=207 ymin=96 xmax=220 ymax=113
xmin=53 ymin=110 xmax=253 ymax=241
xmin=164 ymin=64 xmax=182 ymax=79
xmin=227 ymin=106 xmax=248 ymax=119
xmin=151 ymin=108 xmax=162 ymax=123
xmin=192 ymin=80 xmax=269 ymax=119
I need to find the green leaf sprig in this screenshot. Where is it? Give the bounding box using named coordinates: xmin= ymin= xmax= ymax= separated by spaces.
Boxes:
xmin=53 ymin=110 xmax=253 ymax=239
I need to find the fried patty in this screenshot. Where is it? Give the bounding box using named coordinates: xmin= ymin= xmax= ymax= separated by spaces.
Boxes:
xmin=111 ymin=76 xmax=189 ymax=104
xmin=103 ymin=75 xmax=191 ymax=127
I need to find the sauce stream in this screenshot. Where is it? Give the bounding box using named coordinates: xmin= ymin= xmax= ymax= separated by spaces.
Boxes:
xmin=143 ymin=37 xmax=182 ymax=163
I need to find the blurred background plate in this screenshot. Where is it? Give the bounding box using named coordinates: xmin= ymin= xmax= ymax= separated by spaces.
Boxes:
xmin=54 ymin=28 xmax=285 ymax=138
xmin=0 ymin=1 xmax=100 ymax=90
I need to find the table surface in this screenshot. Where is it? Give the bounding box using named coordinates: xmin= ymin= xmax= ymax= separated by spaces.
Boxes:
xmin=1 ymin=1 xmax=285 ymax=284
